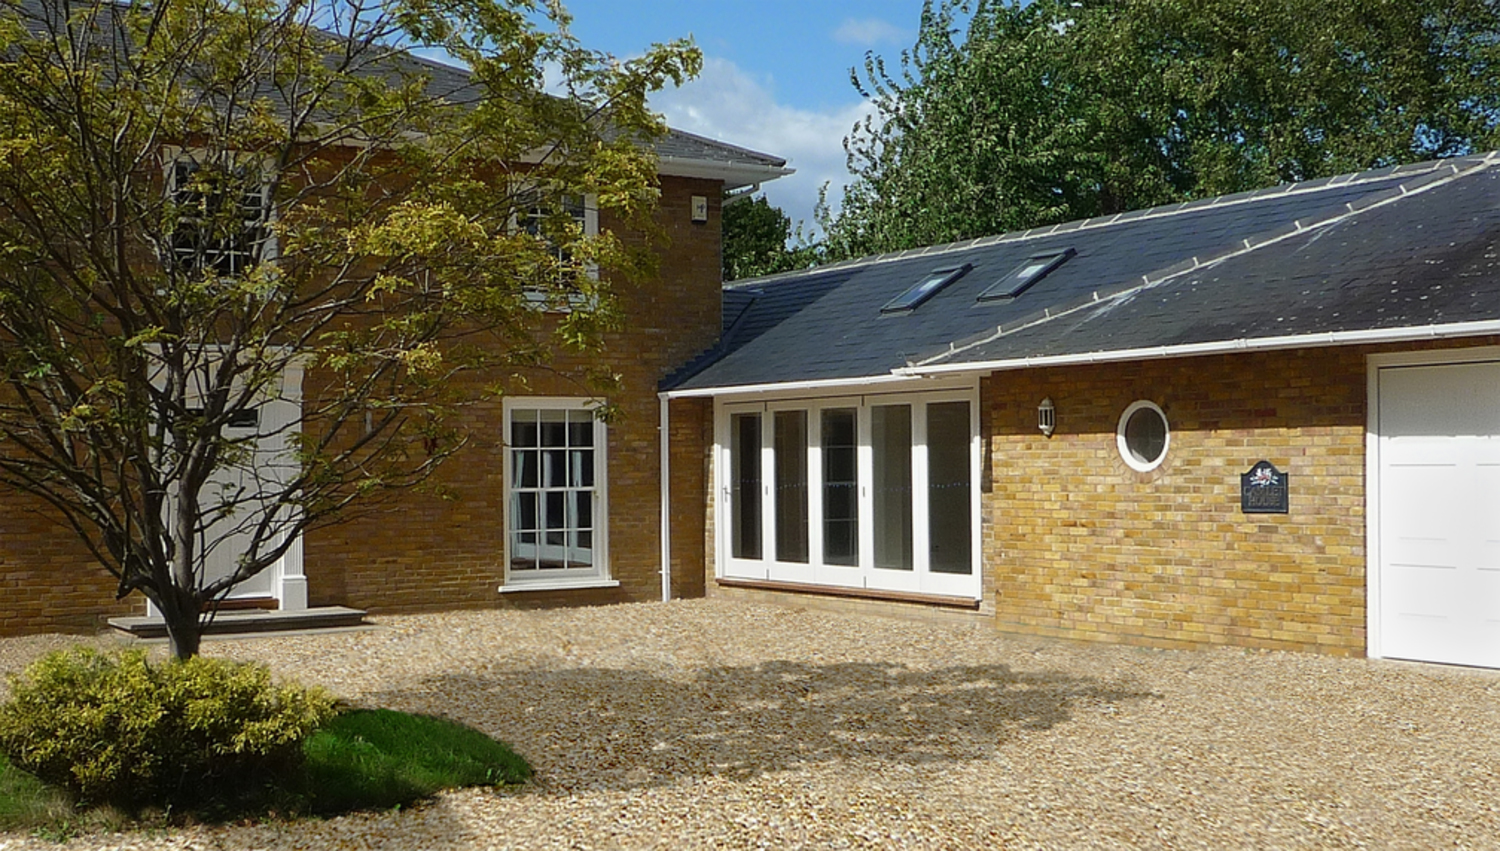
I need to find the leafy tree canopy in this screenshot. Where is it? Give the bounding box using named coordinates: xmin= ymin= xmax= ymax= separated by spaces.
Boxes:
xmin=820 ymin=0 xmax=1500 ymax=260
xmin=0 ymin=0 xmax=699 ymax=657
xmin=721 ymin=193 xmax=818 ymax=281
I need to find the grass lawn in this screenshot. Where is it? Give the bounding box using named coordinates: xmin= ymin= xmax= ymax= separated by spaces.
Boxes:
xmin=0 ymin=708 xmax=530 ymax=837
xmin=303 ymin=708 xmax=532 ymax=814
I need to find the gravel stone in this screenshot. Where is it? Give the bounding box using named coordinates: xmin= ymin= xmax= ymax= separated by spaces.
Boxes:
xmin=1 ymin=597 xmax=1498 ymax=849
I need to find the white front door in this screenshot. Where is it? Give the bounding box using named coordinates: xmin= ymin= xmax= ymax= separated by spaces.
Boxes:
xmin=197 ymin=386 xmax=301 ymax=599
xmin=1376 ymin=360 xmax=1500 ymax=668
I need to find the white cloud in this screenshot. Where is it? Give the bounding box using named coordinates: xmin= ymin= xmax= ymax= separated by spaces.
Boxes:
xmin=651 ymin=57 xmax=875 ymax=236
xmin=832 ymin=17 xmax=908 ymax=47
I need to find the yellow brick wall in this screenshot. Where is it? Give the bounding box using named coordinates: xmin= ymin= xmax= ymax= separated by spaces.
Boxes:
xmin=982 ymin=340 xmax=1500 ymax=656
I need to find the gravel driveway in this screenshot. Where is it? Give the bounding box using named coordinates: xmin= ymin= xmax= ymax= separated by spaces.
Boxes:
xmin=1 ymin=597 xmax=1499 ymax=849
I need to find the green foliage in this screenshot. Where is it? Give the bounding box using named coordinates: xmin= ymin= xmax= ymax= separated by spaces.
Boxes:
xmin=0 ymin=0 xmax=701 ymax=658
xmin=302 ymin=709 xmax=530 ymax=813
xmin=821 ymin=0 xmax=1500 ymax=260
xmin=0 ymin=649 xmax=336 ymax=808
xmin=722 ymin=194 xmax=820 ymax=281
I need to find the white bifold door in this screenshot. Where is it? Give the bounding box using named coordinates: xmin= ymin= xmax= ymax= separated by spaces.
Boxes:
xmin=719 ymin=390 xmax=980 ymax=600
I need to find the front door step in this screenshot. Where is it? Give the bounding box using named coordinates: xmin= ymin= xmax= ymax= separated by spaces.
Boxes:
xmin=107 ymin=606 xmax=368 ymax=639
xmin=206 ymin=597 xmax=279 ymax=613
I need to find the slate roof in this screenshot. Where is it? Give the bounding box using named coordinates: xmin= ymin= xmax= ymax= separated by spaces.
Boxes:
xmin=406 ymin=53 xmax=788 ymax=171
xmin=656 ymin=128 xmax=788 ymax=170
xmin=10 ymin=0 xmax=784 ymax=177
xmin=666 ymin=154 xmax=1500 ymax=392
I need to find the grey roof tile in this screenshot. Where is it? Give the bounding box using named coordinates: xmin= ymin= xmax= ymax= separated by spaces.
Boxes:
xmin=14 ymin=0 xmax=777 ymax=173
xmin=933 ymin=166 xmax=1500 ymax=365
xmin=656 ymin=128 xmax=787 ymax=169
xmin=667 ymin=155 xmax=1500 ymax=392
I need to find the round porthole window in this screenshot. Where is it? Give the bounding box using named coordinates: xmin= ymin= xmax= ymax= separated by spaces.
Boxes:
xmin=1117 ymin=400 xmax=1169 ymax=472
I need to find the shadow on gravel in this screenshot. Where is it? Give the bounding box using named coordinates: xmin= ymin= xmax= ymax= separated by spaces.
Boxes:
xmin=361 ymin=660 xmax=1157 ymax=793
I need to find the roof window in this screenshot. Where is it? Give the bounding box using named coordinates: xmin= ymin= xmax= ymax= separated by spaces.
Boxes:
xmin=881 ymin=264 xmax=972 ymax=314
xmin=977 ymin=248 xmax=1075 ymax=302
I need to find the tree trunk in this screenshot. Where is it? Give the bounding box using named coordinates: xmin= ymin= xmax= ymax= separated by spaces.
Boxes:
xmin=164 ymin=616 xmax=202 ymax=660
xmin=158 ymin=589 xmax=203 ymax=661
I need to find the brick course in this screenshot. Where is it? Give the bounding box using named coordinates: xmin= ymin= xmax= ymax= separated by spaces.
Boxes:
xmin=0 ymin=489 xmax=134 ymax=635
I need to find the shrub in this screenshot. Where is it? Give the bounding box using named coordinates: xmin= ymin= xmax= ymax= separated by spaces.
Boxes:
xmin=0 ymin=648 xmax=336 ymax=808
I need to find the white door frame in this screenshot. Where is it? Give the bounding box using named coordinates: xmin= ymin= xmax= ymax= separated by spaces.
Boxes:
xmin=147 ymin=359 xmax=306 ymax=614
xmin=1365 ymin=345 xmax=1500 ymax=660
xmin=712 ymin=378 xmax=982 ymax=599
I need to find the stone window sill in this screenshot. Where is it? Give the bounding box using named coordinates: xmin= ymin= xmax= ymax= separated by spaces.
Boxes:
xmin=499 ymin=578 xmax=620 ymax=594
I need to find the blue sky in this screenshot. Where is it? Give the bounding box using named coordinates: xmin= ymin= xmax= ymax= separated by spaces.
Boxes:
xmin=556 ymin=1 xmax=931 ymax=233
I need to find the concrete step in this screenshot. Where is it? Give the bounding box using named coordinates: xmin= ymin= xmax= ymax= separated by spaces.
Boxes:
xmin=107 ymin=606 xmax=368 ymax=639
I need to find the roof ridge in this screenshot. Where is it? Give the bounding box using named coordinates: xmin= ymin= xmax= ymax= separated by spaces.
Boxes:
xmin=905 ymin=152 xmax=1500 ymax=370
xmin=730 ymin=154 xmax=1492 ymax=287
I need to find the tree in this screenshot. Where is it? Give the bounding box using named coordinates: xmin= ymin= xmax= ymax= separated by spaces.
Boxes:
xmin=821 ymin=0 xmax=1500 ymax=260
xmin=721 ymin=194 xmax=819 ymax=281
xmin=0 ymin=0 xmax=699 ymax=658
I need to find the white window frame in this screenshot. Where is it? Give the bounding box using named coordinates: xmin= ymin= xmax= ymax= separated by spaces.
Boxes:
xmin=500 ymin=396 xmax=616 ymax=592
xmin=163 ymin=147 xmax=277 ymax=276
xmin=1116 ymin=399 xmax=1170 ymax=472
xmin=511 ymin=186 xmax=600 ymax=310
xmin=715 ymin=384 xmax=982 ymax=600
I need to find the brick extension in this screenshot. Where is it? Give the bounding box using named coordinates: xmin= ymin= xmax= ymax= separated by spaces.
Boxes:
xmin=701 ymin=336 xmax=1500 ymax=657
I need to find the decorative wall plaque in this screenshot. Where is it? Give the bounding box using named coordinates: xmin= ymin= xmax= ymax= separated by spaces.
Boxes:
xmin=1240 ymin=460 xmax=1289 ymax=514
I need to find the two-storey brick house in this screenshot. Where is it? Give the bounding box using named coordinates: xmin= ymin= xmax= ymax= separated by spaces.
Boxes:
xmin=0 ymin=34 xmax=792 ymax=634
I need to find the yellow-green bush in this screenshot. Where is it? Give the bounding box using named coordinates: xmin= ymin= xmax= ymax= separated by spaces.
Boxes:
xmin=0 ymin=649 xmax=336 ymax=807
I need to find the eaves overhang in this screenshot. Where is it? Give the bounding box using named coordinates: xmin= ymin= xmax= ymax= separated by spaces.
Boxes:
xmin=656 ymin=156 xmax=794 ymax=190
xmin=662 ymin=372 xmax=946 ymax=401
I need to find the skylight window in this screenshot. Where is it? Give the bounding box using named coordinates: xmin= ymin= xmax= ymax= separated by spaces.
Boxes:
xmin=881 ymin=264 xmax=972 ymax=314
xmin=977 ymin=248 xmax=1076 ymax=302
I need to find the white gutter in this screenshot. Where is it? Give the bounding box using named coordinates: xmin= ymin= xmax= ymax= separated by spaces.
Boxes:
xmin=723 ymin=183 xmax=762 ymax=205
xmin=896 ymin=319 xmax=1500 ymax=377
xmin=662 ymin=372 xmax=930 ymax=400
xmin=656 ymin=156 xmax=794 ymax=190
xmin=658 ymin=393 xmax=672 ymax=602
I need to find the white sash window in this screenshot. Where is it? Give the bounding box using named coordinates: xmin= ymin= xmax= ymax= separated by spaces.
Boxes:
xmin=166 ymin=150 xmax=274 ymax=276
xmin=503 ymin=399 xmax=611 ymax=589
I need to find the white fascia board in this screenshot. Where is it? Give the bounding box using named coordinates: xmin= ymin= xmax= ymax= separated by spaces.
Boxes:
xmin=656 ymin=156 xmax=794 ymax=190
xmin=896 ymin=319 xmax=1500 ymax=377
xmin=663 ymin=372 xmax=974 ymax=401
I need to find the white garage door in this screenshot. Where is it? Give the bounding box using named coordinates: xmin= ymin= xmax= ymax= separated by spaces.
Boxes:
xmin=1378 ymin=361 xmax=1500 ymax=668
